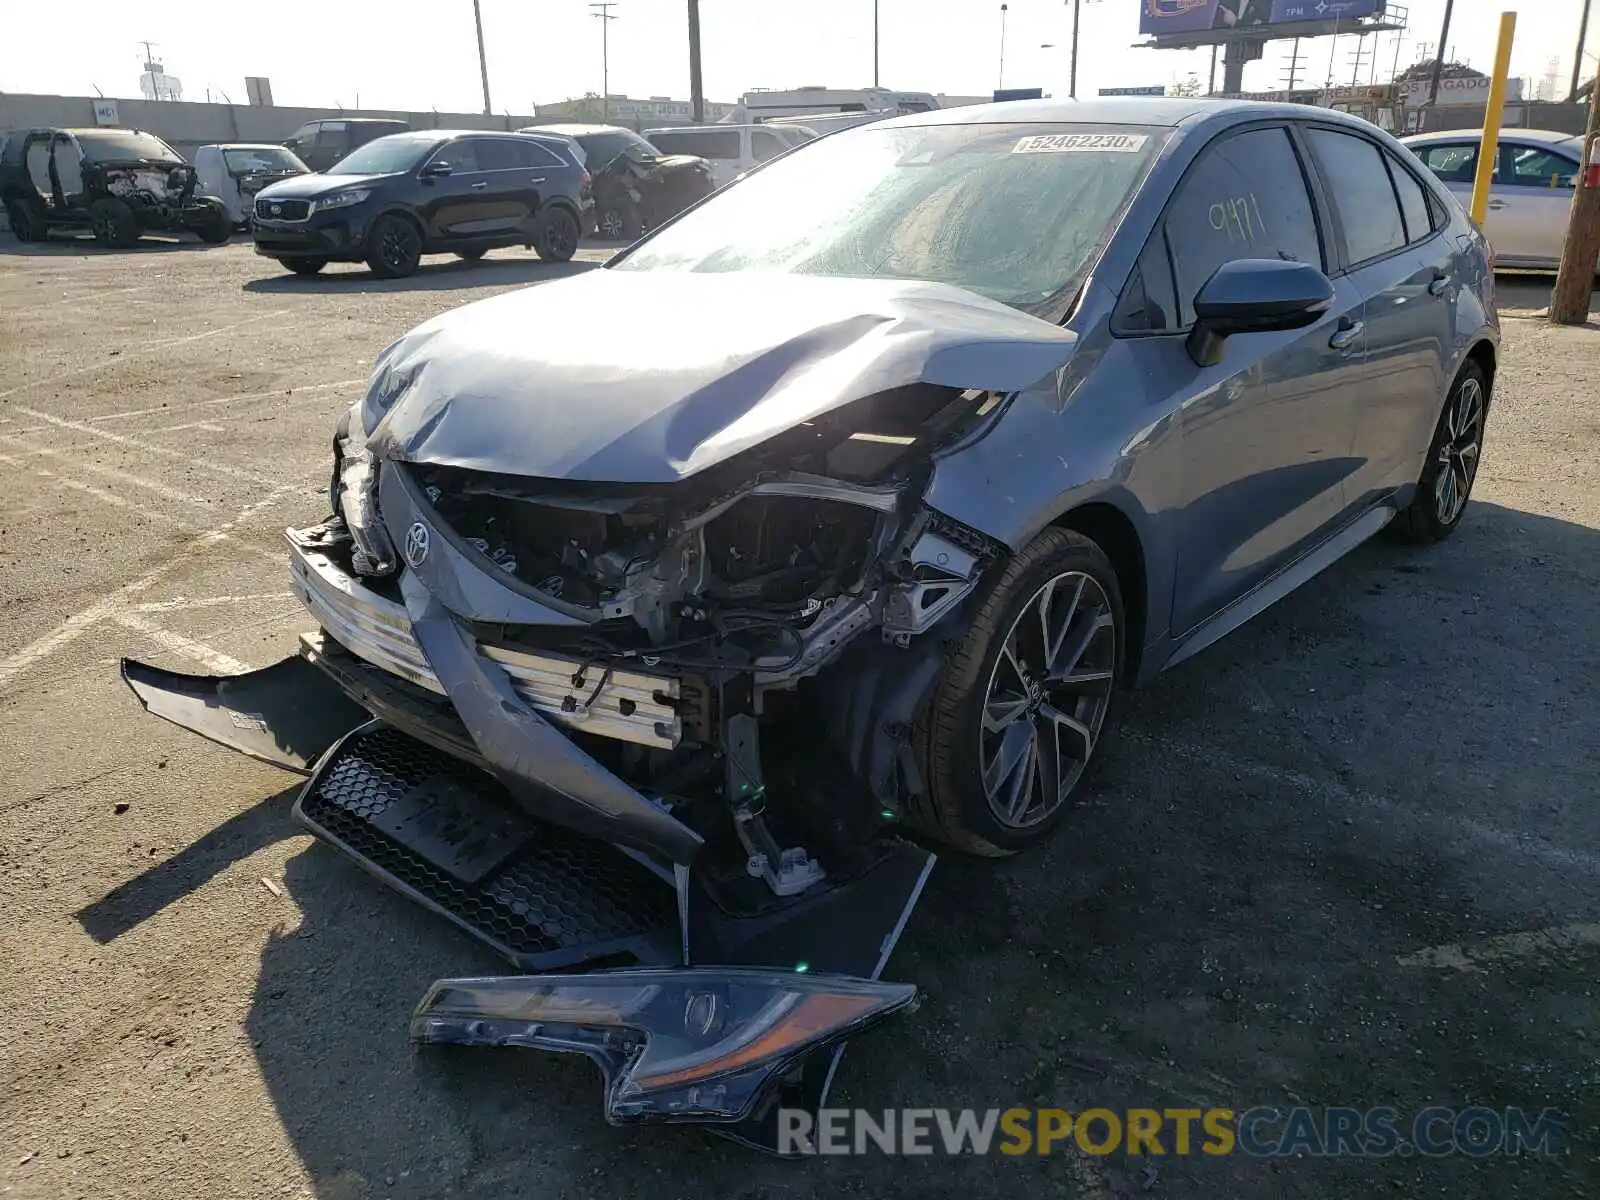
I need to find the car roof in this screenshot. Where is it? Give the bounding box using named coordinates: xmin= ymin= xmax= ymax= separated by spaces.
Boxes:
xmin=1402 ymin=127 xmax=1577 ymax=146
xmin=646 ymin=124 xmax=772 ymax=134
xmin=874 ymin=97 xmax=1226 ymax=129
xmin=202 ymin=142 xmax=297 ymax=151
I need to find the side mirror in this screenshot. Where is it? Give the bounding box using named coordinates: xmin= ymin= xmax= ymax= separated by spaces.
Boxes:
xmin=1186 ymin=258 xmax=1334 ymax=368
xmin=421 ymin=160 xmax=453 ymax=180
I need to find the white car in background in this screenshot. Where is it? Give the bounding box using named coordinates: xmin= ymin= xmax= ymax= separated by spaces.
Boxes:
xmin=643 ymin=123 xmax=813 ymax=189
xmin=1401 ymin=128 xmax=1586 ymax=270
xmin=193 ymin=143 xmax=310 ymax=226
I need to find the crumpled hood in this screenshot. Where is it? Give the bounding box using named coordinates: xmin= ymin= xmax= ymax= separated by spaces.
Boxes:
xmin=365 ymin=270 xmax=1077 ymax=483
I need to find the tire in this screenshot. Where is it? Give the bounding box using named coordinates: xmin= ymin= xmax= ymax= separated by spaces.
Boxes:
xmin=596 ymin=202 xmax=640 ymax=241
xmin=277 ymin=257 xmax=328 ymax=276
xmin=5 ymin=198 xmax=48 ymax=243
xmin=89 ymin=198 xmax=139 ymax=249
xmin=363 ymin=213 xmax=423 ymax=278
xmin=1386 ymin=360 xmax=1488 ymax=544
xmin=533 ymin=206 xmax=580 ymax=263
xmin=455 ymin=248 xmax=488 ymax=261
xmin=193 ymin=203 xmax=232 ymax=245
xmin=909 ymin=528 xmax=1125 ymax=857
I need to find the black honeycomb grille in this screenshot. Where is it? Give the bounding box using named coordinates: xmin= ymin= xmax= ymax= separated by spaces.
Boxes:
xmin=296 ymin=724 xmax=676 ymax=968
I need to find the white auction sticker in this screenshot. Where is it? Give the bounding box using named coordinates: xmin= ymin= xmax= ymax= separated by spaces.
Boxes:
xmin=1012 ymin=133 xmax=1149 ymax=154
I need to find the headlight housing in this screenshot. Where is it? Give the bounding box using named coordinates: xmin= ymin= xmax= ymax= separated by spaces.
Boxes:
xmin=314 ymin=187 xmax=371 ymax=212
xmin=332 ymin=402 xmax=396 ymax=576
xmin=411 ymin=968 xmax=917 ymax=1124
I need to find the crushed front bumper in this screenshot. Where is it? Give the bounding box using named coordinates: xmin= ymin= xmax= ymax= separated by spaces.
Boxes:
xmin=119 ymin=532 xmax=936 ymax=1148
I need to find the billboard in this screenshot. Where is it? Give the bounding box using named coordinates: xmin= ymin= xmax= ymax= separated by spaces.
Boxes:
xmin=1139 ymin=0 xmax=1383 ymax=37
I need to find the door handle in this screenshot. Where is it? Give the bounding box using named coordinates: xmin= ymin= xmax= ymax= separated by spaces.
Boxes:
xmin=1428 ymin=272 xmax=1451 ymax=297
xmin=529 ymin=176 xmax=547 ymax=184
xmin=1486 ymin=199 xmax=1508 ymax=209
xmin=1328 ymin=320 xmax=1364 ymax=351
xmin=470 ymin=180 xmax=489 ymax=190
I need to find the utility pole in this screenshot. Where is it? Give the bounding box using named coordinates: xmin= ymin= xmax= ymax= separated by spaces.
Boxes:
xmin=1551 ymin=61 xmax=1600 ymax=325
xmin=1572 ymin=0 xmax=1594 ymax=102
xmin=688 ymin=0 xmax=704 ymax=123
xmin=874 ymin=0 xmax=880 ymax=88
xmin=591 ymin=2 xmax=618 ymax=121
xmin=998 ymin=3 xmax=1011 ymax=94
xmin=1427 ymin=0 xmax=1455 ymax=106
xmin=1069 ymin=0 xmax=1082 ymax=100
xmin=471 ymin=0 xmax=491 ymax=115
xmin=1210 ymin=43 xmax=1220 ymax=94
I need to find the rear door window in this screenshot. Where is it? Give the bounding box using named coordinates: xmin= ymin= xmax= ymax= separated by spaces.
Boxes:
xmin=314 ymin=122 xmax=348 ymax=150
xmin=1162 ymin=126 xmax=1325 ymax=326
xmin=1305 ymin=128 xmax=1407 ymax=266
xmin=1502 ymin=145 xmax=1578 ymax=189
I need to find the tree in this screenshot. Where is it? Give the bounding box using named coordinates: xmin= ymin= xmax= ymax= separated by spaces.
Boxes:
xmin=1169 ymin=73 xmax=1205 ymax=98
xmin=1396 ymin=59 xmax=1484 ymax=83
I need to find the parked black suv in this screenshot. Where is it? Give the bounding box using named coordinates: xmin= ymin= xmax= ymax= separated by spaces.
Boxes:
xmin=283 ymin=119 xmax=410 ymax=173
xmin=250 ymin=130 xmax=588 ymax=278
xmin=1 ymin=127 xmax=232 ymax=246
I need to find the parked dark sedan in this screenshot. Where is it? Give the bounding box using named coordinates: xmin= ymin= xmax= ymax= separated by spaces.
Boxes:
xmin=251 ymin=130 xmax=586 ymax=277
xmin=127 ymin=99 xmax=1497 ymax=1146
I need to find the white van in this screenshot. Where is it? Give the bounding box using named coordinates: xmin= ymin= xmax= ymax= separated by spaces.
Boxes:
xmin=643 ymin=123 xmax=815 ymax=189
xmin=193 ymin=143 xmax=309 ymax=225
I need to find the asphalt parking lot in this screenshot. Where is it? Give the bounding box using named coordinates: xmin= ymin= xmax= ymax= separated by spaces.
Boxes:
xmin=1 ymin=236 xmax=1597 ymax=1200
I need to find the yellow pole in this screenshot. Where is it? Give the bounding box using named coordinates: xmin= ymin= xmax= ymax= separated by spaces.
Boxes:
xmin=1469 ymin=12 xmax=1517 ymax=225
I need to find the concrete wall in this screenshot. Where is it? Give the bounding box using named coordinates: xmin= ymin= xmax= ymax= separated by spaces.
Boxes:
xmin=1413 ymin=101 xmax=1591 ymax=136
xmin=0 ymin=93 xmax=540 ymax=163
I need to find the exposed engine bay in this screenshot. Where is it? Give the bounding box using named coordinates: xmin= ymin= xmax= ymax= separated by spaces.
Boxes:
xmin=317 ymin=379 xmax=1000 ymax=898
xmin=102 ymin=164 xmax=197 ymax=215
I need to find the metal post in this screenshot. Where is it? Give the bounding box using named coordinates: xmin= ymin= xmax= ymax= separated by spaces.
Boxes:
xmin=1210 ymin=43 xmax=1220 ymax=94
xmin=1572 ymin=0 xmax=1594 ymax=102
xmin=688 ymin=0 xmax=704 ymax=123
xmin=1428 ymin=0 xmax=1455 ymax=106
xmin=1069 ymin=0 xmax=1081 ymax=100
xmin=998 ymin=4 xmax=1009 ymax=92
xmin=1470 ymin=12 xmax=1516 ymax=226
xmin=472 ymin=0 xmax=491 ymax=115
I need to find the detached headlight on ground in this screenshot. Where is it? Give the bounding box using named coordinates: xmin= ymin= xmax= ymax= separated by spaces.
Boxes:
xmin=315 ymin=188 xmax=371 ymax=212
xmin=411 ymin=969 xmax=917 ymax=1124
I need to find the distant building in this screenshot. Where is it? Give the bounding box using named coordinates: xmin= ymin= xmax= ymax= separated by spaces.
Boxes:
xmin=534 ymin=94 xmax=736 ymax=128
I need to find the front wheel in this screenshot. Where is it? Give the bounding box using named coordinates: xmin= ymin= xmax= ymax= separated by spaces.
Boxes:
xmin=910 ymin=528 xmax=1124 ymax=856
xmin=193 ymin=203 xmax=232 ymax=244
xmin=1386 ymin=360 xmax=1488 ymax=544
xmin=533 ymin=207 xmax=579 ymax=263
xmin=6 ymin=198 xmax=48 ymax=243
xmin=89 ymin=198 xmax=139 ymax=248
xmin=364 ymin=213 xmax=423 ymax=278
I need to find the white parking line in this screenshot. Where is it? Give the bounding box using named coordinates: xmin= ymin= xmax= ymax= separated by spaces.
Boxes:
xmin=37 ymin=470 xmax=191 ymax=527
xmin=0 ymin=435 xmax=213 ymax=507
xmin=112 ymin=612 xmax=251 ymax=675
xmin=79 ymin=378 xmax=367 ymax=426
xmin=132 ymin=593 xmax=297 ymax=614
xmin=11 ymin=404 xmax=303 ymax=491
xmin=0 ymin=487 xmax=296 ymax=693
xmin=0 ymin=310 xmax=291 ymax=403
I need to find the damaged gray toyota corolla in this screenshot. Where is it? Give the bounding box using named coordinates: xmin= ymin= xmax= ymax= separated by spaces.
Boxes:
xmin=123 ymin=99 xmax=1498 ymax=1149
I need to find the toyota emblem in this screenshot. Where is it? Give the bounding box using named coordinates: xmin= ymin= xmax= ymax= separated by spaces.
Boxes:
xmin=270 ymin=203 xmax=282 ymax=216
xmin=403 ymin=522 xmax=431 ymax=568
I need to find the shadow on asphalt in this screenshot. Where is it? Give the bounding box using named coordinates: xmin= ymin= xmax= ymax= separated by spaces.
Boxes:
xmin=74 ymin=784 xmax=301 ymax=944
xmin=241 ymin=256 xmax=600 ymax=295
xmin=76 ymin=502 xmax=1600 ymax=1198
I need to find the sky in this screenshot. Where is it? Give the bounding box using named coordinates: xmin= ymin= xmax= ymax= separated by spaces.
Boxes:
xmin=1 ymin=1 xmax=1595 ymax=115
